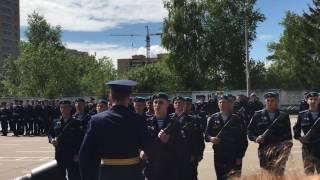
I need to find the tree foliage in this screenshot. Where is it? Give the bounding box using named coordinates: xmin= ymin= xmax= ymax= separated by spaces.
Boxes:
xmin=162 ymin=0 xmax=265 ymax=90
xmin=1 ymin=12 xmax=116 ymax=98
xmin=267 ymin=0 xmax=320 ymax=89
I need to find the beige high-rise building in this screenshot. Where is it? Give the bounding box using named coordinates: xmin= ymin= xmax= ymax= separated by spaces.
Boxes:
xmin=0 ymin=0 xmax=20 ymax=63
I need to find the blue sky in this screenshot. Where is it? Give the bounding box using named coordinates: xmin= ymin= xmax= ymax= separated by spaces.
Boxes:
xmin=20 ymin=0 xmax=313 ymax=66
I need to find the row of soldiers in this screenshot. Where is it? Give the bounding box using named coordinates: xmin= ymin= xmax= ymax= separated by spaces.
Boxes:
xmin=0 ymin=98 xmax=113 ymax=136
xmin=44 ymin=80 xmax=320 ymax=180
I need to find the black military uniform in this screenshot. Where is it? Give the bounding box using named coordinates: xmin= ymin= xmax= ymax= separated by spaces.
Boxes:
xmin=73 ymin=98 xmax=91 ymax=132
xmin=248 ymin=93 xmax=264 ymax=119
xmin=0 ymin=102 xmax=11 ymax=136
xmin=79 ymin=80 xmax=151 ymax=180
xmin=248 ymin=92 xmax=292 ymax=176
xmin=34 ymin=101 xmax=43 ymax=136
xmin=293 ymin=92 xmax=320 ymax=175
xmin=48 ymin=100 xmax=84 ymax=180
xmin=169 ymin=111 xmax=205 ymax=180
xmin=205 ymin=96 xmax=248 ymax=180
xmin=233 ymin=94 xmax=250 ymax=126
xmin=24 ymin=101 xmax=34 ymax=136
xmin=12 ymin=100 xmax=24 ymax=136
xmin=43 ymin=101 xmax=53 ymax=135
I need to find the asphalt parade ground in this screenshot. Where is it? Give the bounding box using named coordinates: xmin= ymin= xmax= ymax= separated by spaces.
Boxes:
xmin=0 ymin=115 xmax=305 ymax=180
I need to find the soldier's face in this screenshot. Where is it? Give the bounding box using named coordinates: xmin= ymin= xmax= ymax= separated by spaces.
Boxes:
xmin=134 ymin=102 xmax=146 ymax=114
xmin=60 ymin=104 xmax=72 ymax=116
xmin=307 ymin=97 xmax=319 ymax=108
xmin=174 ymin=100 xmax=185 ymax=113
xmin=265 ymin=98 xmax=279 ymax=111
xmin=96 ymin=103 xmax=107 ymax=113
xmin=219 ymin=100 xmax=232 ymax=113
xmin=153 ymin=99 xmax=168 ymax=115
xmin=75 ymin=102 xmax=85 ymax=112
xmin=146 ymin=101 xmax=153 ymax=110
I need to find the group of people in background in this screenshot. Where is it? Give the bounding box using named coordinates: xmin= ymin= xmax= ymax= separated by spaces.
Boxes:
xmin=0 ymin=98 xmax=112 ymax=137
xmin=3 ymin=87 xmax=320 ymax=180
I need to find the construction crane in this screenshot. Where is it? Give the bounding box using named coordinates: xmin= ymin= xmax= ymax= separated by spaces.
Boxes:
xmin=109 ymin=25 xmax=162 ymax=59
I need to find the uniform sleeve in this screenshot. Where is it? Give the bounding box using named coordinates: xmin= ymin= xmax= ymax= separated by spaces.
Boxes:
xmin=191 ymin=117 xmax=205 ymax=158
xmin=293 ymin=114 xmax=302 ymax=140
xmin=282 ymin=113 xmax=293 ymax=141
xmin=48 ymin=121 xmax=55 ymax=143
xmin=137 ymin=116 xmax=152 ymax=155
xmin=247 ymin=113 xmax=259 ymax=142
xmin=236 ymin=117 xmax=248 ymax=159
xmin=79 ymin=118 xmax=100 ymax=180
xmin=205 ymin=117 xmax=213 ymax=142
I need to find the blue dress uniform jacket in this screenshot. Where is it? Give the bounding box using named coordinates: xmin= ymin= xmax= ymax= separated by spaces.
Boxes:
xmin=79 ymin=105 xmax=151 ymax=180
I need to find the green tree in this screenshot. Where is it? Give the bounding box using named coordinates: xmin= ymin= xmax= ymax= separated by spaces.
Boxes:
xmin=162 ymin=0 xmax=265 ymax=90
xmin=125 ymin=59 xmax=182 ymax=92
xmin=1 ymin=12 xmax=117 ymax=98
xmin=267 ymin=1 xmax=320 ymax=89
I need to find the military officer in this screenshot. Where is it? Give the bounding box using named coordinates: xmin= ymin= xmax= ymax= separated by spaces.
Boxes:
xmin=145 ymin=96 xmax=154 ymax=118
xmin=247 ymin=92 xmax=293 ymax=176
xmin=293 ymin=92 xmax=320 ymax=175
xmin=48 ymin=100 xmax=84 ymax=180
xmin=0 ymin=102 xmax=10 ymax=136
xmin=170 ymin=96 xmax=205 ymax=180
xmin=205 ymin=95 xmax=248 ymax=180
xmin=96 ymin=99 xmax=108 ymax=113
xmin=133 ymin=97 xmax=146 ymax=116
xmin=248 ymin=93 xmax=264 ymax=119
xmin=144 ymin=92 xmax=178 ymax=180
xmin=79 ymin=80 xmax=151 ymax=180
xmin=73 ymin=98 xmax=91 ymax=132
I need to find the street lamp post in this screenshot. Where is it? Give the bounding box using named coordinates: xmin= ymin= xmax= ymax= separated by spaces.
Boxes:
xmin=245 ymin=3 xmax=250 ymax=97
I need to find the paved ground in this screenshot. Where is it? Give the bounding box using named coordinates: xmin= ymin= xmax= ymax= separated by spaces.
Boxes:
xmin=0 ymin=115 xmax=307 ymax=180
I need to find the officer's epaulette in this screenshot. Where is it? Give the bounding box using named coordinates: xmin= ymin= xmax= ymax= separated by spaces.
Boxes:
xmin=298 ymin=110 xmax=309 ymax=114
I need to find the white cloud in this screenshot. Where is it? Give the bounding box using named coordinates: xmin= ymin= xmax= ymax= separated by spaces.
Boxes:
xmin=21 ymin=0 xmax=167 ymax=31
xmin=64 ymin=41 xmax=167 ymax=68
xmin=257 ymin=34 xmax=273 ymax=41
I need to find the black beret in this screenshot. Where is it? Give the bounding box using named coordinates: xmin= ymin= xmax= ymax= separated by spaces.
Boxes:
xmin=145 ymin=96 xmax=152 ymax=102
xmin=60 ymin=100 xmax=72 ymax=105
xmin=184 ymin=97 xmax=192 ymax=103
xmin=227 ymin=94 xmax=236 ymax=101
xmin=264 ymin=92 xmax=279 ymax=99
xmin=218 ymin=95 xmax=232 ymax=102
xmin=306 ymin=92 xmax=319 ymax=99
xmin=1 ymin=102 xmax=6 ymax=105
xmin=75 ymin=98 xmax=85 ymax=103
xmin=97 ymin=99 xmax=108 ymax=105
xmin=152 ymin=92 xmax=169 ymax=101
xmin=172 ymin=96 xmax=185 ymax=102
xmin=133 ymin=96 xmax=146 ymax=103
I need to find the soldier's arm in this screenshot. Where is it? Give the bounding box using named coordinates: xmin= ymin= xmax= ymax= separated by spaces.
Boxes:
xmin=204 ymin=117 xmax=214 ymax=142
xmin=137 ymin=116 xmax=152 ymax=155
xmin=282 ymin=113 xmax=293 ymax=141
xmin=293 ymin=113 xmax=302 ymax=140
xmin=47 ymin=121 xmax=55 ymax=143
xmin=247 ymin=113 xmax=259 ymax=142
xmin=79 ymin=118 xmax=100 ymax=180
xmin=191 ymin=117 xmax=205 ymax=159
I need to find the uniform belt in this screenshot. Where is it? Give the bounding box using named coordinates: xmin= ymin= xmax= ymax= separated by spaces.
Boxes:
xmin=101 ymin=157 xmax=140 ymax=166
